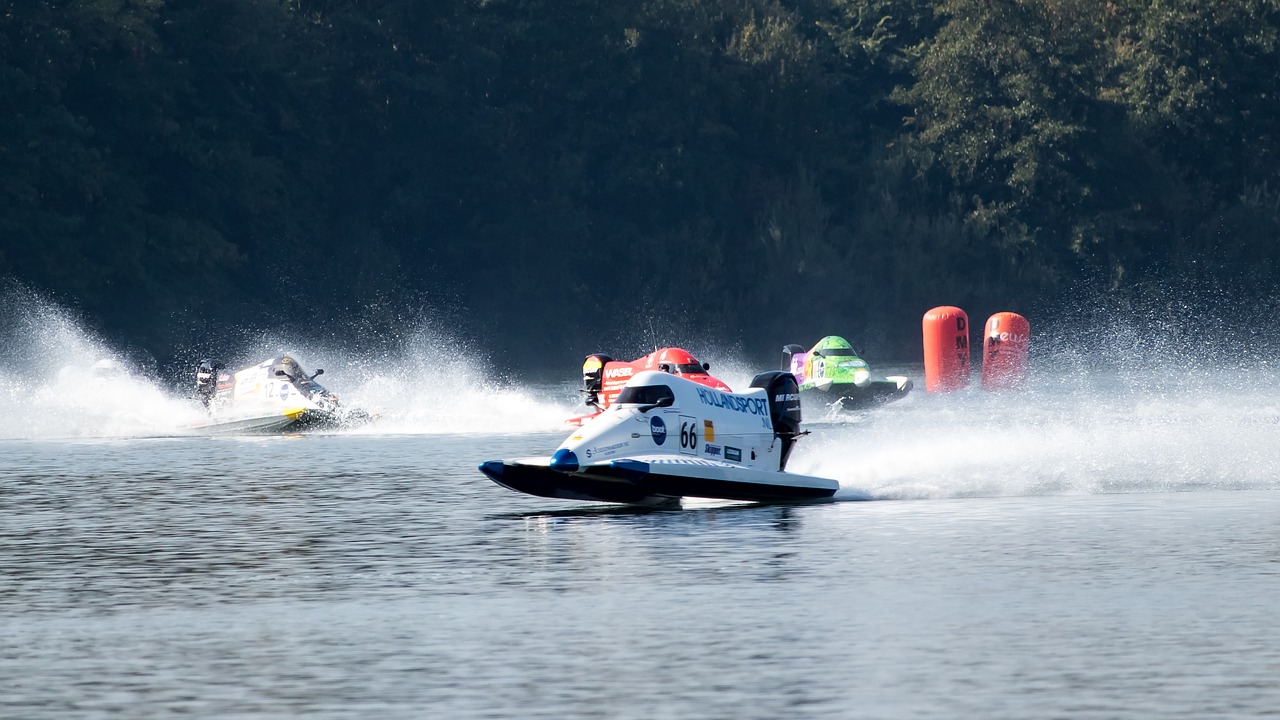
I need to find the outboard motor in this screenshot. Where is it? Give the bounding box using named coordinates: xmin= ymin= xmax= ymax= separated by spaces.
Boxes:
xmin=580 ymin=354 xmax=613 ymax=409
xmin=750 ymin=370 xmax=803 ymax=471
xmin=195 ymin=358 xmax=225 ymax=408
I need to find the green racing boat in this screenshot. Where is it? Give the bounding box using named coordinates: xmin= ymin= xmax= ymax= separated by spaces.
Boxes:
xmin=781 ymin=336 xmax=912 ymax=411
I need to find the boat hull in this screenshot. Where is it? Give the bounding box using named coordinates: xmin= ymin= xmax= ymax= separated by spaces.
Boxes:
xmin=802 ymin=376 xmax=912 ymax=410
xmin=185 ymin=408 xmax=347 ymax=435
xmin=192 ymin=355 xmax=371 ymax=434
xmin=480 ymin=456 xmax=839 ymax=506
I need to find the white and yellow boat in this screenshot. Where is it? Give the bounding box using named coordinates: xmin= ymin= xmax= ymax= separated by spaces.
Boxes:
xmin=188 ymin=355 xmax=367 ymax=434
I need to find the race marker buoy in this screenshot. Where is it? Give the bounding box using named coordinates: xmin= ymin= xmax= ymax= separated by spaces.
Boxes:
xmin=922 ymin=306 xmax=971 ymax=393
xmin=981 ymin=312 xmax=1030 ymax=391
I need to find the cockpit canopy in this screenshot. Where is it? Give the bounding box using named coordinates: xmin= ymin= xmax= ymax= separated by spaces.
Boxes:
xmin=615 ymin=384 xmax=675 ymax=407
xmin=268 ymin=355 xmax=328 ymax=395
xmin=811 ymin=336 xmax=860 ymax=358
xmin=647 ymin=347 xmax=710 ymax=375
xmin=269 ymin=356 xmax=308 ymax=381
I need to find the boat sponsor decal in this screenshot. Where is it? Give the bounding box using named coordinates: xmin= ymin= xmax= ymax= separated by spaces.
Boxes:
xmin=279 ymin=383 xmax=290 ymax=400
xmin=704 ymin=444 xmax=722 ymax=457
xmin=678 ymin=415 xmax=698 ymax=455
xmin=605 ymin=366 xmax=633 ymax=379
xmin=650 ymin=415 xmax=667 ymax=445
xmin=703 ymin=419 xmax=715 ymax=442
xmin=585 ymin=440 xmax=630 ymax=459
xmin=725 ymin=446 xmax=742 ymax=462
xmin=694 ymin=387 xmax=769 ymax=416
xmin=774 ymin=392 xmax=799 ymax=402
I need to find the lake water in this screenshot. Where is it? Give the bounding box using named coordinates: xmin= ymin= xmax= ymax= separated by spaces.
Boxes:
xmin=4 ymin=316 xmax=1280 ymax=717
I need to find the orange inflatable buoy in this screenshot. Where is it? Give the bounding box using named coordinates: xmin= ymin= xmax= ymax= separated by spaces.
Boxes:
xmin=922 ymin=306 xmax=970 ymax=392
xmin=981 ymin=312 xmax=1030 ymax=391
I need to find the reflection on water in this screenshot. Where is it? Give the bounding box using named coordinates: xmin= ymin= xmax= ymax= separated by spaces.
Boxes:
xmin=5 ymin=432 xmax=1280 ymax=718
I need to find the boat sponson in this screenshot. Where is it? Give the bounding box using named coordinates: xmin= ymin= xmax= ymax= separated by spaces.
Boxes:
xmin=479 ymin=459 xmax=672 ymax=505
xmin=803 ymin=377 xmax=912 ymax=407
xmin=480 ymin=457 xmax=838 ymax=505
xmin=606 ymin=458 xmax=838 ymax=502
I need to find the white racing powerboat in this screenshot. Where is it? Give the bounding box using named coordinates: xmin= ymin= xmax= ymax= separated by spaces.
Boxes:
xmin=188 ymin=355 xmax=368 ymax=434
xmin=479 ymin=370 xmax=839 ymax=506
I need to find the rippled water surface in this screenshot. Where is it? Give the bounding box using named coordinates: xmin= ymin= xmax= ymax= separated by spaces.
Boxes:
xmin=6 ymin=292 xmax=1280 ymax=716
xmin=6 ymin=411 xmax=1280 ymax=719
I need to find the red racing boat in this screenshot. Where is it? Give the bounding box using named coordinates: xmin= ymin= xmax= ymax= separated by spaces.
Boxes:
xmin=567 ymin=347 xmax=731 ymax=426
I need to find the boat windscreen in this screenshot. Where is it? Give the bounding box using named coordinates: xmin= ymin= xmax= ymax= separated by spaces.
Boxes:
xmin=271 ymin=358 xmax=321 ymax=390
xmin=615 ymin=384 xmax=675 ymax=406
xmin=271 ymin=360 xmax=305 ymax=380
xmin=814 ymin=348 xmax=856 ymax=357
xmin=295 ymin=376 xmax=328 ymax=394
xmin=662 ymin=363 xmax=706 ymax=374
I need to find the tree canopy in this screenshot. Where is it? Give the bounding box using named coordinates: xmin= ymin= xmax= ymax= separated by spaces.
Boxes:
xmin=3 ymin=0 xmax=1279 ymax=371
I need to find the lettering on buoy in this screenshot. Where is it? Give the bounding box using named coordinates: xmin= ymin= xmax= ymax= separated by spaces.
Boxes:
xmin=981 ymin=312 xmax=1030 ymax=391
xmin=922 ymin=306 xmax=971 ymax=392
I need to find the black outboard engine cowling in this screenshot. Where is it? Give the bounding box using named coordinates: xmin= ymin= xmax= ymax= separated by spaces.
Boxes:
xmin=750 ymin=370 xmax=803 ymax=471
xmin=195 ymin=358 xmax=224 ymax=408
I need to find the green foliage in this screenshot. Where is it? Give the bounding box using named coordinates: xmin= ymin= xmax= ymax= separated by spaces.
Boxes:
xmin=1109 ymin=0 xmax=1280 ymax=191
xmin=3 ymin=0 xmax=1280 ymax=367
xmin=895 ymin=0 xmax=1108 ymax=271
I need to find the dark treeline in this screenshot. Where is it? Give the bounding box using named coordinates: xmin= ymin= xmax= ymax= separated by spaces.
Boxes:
xmin=3 ymin=0 xmax=1279 ymax=372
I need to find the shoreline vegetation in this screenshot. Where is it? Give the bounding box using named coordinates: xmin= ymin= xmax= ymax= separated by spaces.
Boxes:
xmin=3 ymin=1 xmax=1278 ymax=372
